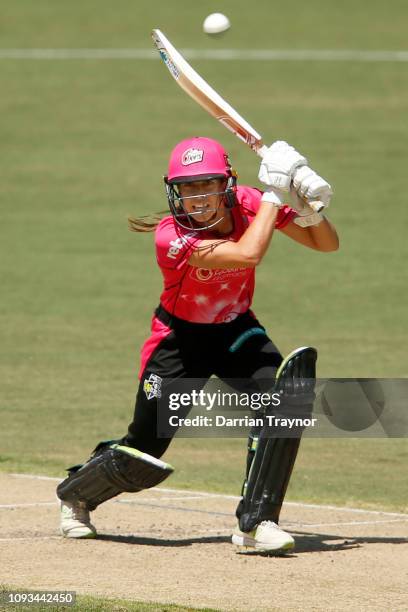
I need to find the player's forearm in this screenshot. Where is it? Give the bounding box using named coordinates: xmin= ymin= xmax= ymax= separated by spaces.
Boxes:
xmin=306 ymin=216 xmax=339 ymax=252
xmin=236 ymin=201 xmax=279 ymax=265
xmin=188 ymin=202 xmax=279 ymax=269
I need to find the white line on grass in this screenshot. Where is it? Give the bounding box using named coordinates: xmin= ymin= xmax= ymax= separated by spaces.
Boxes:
xmin=134 ymin=495 xmax=215 ymax=501
xmin=9 ymin=473 xmax=408 ymax=518
xmin=144 ymin=486 xmax=408 ymax=519
xmin=155 ymin=486 xmax=239 ymax=500
xmin=0 ymin=536 xmax=60 ymax=542
xmin=116 ymin=499 xmax=408 ymax=528
xmin=290 ymin=518 xmax=408 ymax=528
xmin=284 ymin=501 xmax=408 ymax=518
xmin=116 ymin=499 xmax=232 ymax=517
xmin=0 ymin=502 xmax=56 ymax=509
xmin=11 ymin=473 xmax=61 ymax=482
xmin=1 ymin=49 xmax=408 ymax=62
xmin=2 ymin=497 xmax=406 ymax=529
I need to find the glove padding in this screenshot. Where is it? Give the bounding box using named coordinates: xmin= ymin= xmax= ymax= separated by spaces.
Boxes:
xmin=290 ymin=186 xmax=325 ymax=227
xmin=292 ymin=165 xmax=333 ymax=207
xmin=260 ymin=187 xmax=286 ymax=208
xmin=258 ymin=141 xmax=307 ymax=191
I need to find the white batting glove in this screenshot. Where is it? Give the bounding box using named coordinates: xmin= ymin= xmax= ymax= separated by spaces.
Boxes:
xmin=258 ymin=141 xmax=308 ymax=191
xmin=292 ymin=166 xmax=333 ymax=208
xmin=290 ymin=186 xmax=325 ymax=227
xmin=260 ymin=187 xmax=286 ymax=208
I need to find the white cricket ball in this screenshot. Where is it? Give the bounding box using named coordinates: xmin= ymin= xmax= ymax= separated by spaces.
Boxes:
xmin=203 ymin=13 xmax=231 ymax=35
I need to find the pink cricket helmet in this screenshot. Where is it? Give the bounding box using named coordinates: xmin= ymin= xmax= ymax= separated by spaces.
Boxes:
xmin=167 ymin=136 xmax=231 ymax=183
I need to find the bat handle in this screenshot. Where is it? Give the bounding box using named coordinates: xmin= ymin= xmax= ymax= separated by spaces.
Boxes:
xmin=257 ymin=145 xmax=268 ymax=158
xmin=256 ymin=145 xmax=324 ymax=214
xmin=308 ymin=200 xmax=325 ymax=213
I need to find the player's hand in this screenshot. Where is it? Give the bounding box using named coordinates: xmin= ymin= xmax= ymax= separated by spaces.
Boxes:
xmin=291 ymin=196 xmax=324 ymax=227
xmin=292 ymin=166 xmax=333 ymax=208
xmin=290 ymin=184 xmax=327 ymax=227
xmin=258 ymin=141 xmax=308 ymax=191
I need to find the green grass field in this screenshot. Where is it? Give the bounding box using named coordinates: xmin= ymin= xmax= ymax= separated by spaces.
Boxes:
xmin=0 ymin=586 xmax=219 ymax=612
xmin=1 ymin=0 xmax=407 ymax=535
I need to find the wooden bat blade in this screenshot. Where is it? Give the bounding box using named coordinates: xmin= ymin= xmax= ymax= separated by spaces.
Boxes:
xmin=152 ymin=29 xmax=265 ymax=154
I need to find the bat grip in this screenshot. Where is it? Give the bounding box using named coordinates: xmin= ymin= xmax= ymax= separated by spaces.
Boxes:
xmin=255 ymin=145 xmax=324 ymax=213
xmin=308 ymin=201 xmax=325 ymax=213
xmin=257 ymin=145 xmax=268 ymax=157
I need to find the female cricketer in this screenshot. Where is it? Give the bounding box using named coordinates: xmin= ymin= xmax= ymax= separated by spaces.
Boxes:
xmin=57 ymin=137 xmax=339 ymax=553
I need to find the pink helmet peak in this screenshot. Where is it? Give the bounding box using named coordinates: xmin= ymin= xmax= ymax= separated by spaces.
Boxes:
xmin=167 ymin=137 xmax=231 ymax=183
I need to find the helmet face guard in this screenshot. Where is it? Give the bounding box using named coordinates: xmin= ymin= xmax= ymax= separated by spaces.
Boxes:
xmin=164 ymin=174 xmax=237 ymax=231
xmin=164 ymin=137 xmax=237 ymax=231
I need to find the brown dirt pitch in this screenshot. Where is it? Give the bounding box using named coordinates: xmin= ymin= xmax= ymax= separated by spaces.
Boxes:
xmin=0 ymin=473 xmax=407 ymax=611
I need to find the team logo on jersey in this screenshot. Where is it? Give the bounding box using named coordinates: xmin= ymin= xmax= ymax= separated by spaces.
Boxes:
xmin=196 ymin=268 xmax=214 ymax=281
xmin=143 ymin=373 xmax=162 ymax=400
xmin=191 ymin=267 xmax=247 ymax=283
xmin=181 ymin=148 xmax=204 ymax=165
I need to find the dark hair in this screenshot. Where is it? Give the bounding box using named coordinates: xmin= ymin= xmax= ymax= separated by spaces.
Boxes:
xmin=127 ymin=210 xmax=168 ymax=233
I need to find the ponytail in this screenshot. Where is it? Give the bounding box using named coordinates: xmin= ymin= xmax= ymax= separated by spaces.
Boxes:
xmin=128 ymin=210 xmax=168 ymax=233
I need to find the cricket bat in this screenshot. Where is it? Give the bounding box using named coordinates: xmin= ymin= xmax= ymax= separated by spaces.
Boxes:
xmin=151 ymin=28 xmax=323 ymax=213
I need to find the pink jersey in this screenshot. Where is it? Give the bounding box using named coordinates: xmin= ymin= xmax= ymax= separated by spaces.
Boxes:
xmin=155 ymin=186 xmax=296 ymax=324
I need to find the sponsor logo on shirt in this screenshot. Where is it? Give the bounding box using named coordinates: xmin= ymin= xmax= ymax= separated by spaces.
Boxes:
xmin=191 ymin=267 xmax=248 ymax=282
xmin=181 ymin=148 xmax=204 ymax=165
xmin=166 ymin=233 xmax=195 ymax=259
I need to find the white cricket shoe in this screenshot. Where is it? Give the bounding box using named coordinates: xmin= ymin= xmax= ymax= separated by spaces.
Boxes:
xmin=232 ymin=520 xmax=294 ymax=553
xmin=59 ymin=499 xmax=97 ymax=539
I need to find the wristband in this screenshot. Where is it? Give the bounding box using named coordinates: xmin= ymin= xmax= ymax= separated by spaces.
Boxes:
xmin=260 ymin=189 xmax=284 ymax=208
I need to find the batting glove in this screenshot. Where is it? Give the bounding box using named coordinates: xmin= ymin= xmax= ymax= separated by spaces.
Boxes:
xmin=290 ymin=186 xmax=325 ymax=227
xmin=261 ymin=187 xmax=286 ymax=208
xmin=258 ymin=141 xmax=308 ymax=191
xmin=292 ymin=166 xmax=333 ymax=208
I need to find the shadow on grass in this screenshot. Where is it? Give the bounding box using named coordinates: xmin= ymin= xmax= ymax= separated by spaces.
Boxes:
xmin=237 ymin=530 xmax=408 ymax=557
xmin=292 ymin=530 xmax=408 ymax=553
xmin=96 ymin=534 xmax=230 ymax=546
xmin=96 ymin=530 xmax=407 ymax=555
